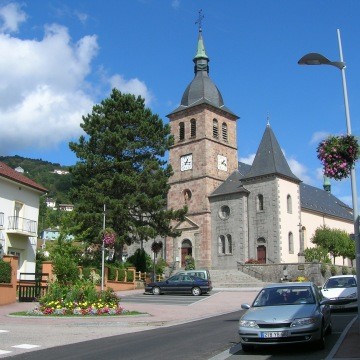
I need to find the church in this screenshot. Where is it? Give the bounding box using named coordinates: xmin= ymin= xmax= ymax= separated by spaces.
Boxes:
xmin=164 ymin=27 xmax=354 ymax=271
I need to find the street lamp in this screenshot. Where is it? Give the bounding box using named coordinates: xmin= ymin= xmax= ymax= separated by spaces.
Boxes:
xmin=101 ymin=204 xmax=106 ymax=291
xmin=298 ymin=29 xmax=360 ymax=333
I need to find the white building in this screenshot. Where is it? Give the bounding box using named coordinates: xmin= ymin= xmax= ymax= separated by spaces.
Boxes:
xmin=0 ymin=161 xmax=47 ymax=278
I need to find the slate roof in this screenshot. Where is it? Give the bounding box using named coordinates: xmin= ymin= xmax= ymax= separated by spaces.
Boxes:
xmin=0 ymin=161 xmax=47 ymax=193
xmin=210 ymin=124 xmax=353 ymax=221
xmin=242 ymin=124 xmax=300 ymax=183
xmin=300 ymin=183 xmax=353 ymax=221
xmin=168 ymin=29 xmax=237 ymax=118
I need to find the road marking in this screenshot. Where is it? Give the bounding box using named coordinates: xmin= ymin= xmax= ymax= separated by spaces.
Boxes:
xmin=208 ymin=343 xmax=242 ymax=360
xmin=0 ymin=350 xmax=12 ymax=355
xmin=12 ymin=344 xmax=40 ymax=349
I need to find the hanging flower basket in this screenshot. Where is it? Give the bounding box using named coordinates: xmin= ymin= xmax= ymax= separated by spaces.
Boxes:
xmin=317 ymin=134 xmax=359 ymax=180
xmin=103 ymin=229 xmax=116 ymax=248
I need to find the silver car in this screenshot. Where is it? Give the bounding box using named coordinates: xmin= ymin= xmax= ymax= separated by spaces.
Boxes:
xmin=238 ymin=282 xmax=332 ymax=352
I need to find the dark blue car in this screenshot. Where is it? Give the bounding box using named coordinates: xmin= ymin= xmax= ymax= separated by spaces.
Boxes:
xmin=145 ymin=273 xmax=213 ymax=296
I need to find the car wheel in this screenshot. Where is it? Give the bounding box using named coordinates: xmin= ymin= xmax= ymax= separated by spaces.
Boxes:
xmin=152 ymin=286 xmax=161 ymax=295
xmin=241 ymin=344 xmax=253 ymax=352
xmin=192 ymin=286 xmax=201 ymax=296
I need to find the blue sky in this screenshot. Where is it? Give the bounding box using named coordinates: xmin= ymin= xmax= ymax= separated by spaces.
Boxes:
xmin=0 ymin=0 xmax=359 ymax=209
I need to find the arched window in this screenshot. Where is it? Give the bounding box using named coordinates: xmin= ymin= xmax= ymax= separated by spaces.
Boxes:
xmin=179 ymin=122 xmax=185 ymax=141
xmin=227 ymin=234 xmax=232 ymax=254
xmin=219 ymin=235 xmax=225 ymax=254
xmin=222 ymin=122 xmax=228 ymax=142
xmin=213 ymin=119 xmax=219 ymax=139
xmin=190 ymin=118 xmax=196 ymax=138
xmin=288 ymin=232 xmax=294 ymax=254
xmin=287 ymin=194 xmax=292 ymax=214
xmin=257 ymin=194 xmax=264 ymax=211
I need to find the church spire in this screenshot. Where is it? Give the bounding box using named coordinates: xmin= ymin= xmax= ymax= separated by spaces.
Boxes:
xmin=193 ymin=10 xmax=209 ymax=74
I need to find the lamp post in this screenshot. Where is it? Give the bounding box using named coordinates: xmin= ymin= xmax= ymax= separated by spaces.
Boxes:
xmin=298 ymin=29 xmax=360 ymax=332
xmin=101 ymin=204 xmax=106 ymax=291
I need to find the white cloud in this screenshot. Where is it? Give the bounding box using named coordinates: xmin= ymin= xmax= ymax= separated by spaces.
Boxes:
xmin=311 ymin=131 xmax=330 ymax=144
xmin=109 ymin=74 xmax=154 ymax=106
xmin=0 ymin=3 xmax=26 ymax=33
xmin=287 ymin=157 xmax=313 ymax=184
xmin=0 ymin=4 xmax=100 ymax=155
xmin=239 ymin=153 xmax=255 ymax=165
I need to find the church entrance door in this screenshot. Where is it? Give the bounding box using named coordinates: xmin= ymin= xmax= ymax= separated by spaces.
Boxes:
xmin=257 ymin=245 xmax=266 ymax=264
xmin=181 ymin=239 xmax=192 ymax=268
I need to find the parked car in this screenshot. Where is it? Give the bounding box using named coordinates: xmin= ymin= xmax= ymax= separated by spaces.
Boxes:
xmin=145 ymin=273 xmax=212 ymax=296
xmin=176 ymin=269 xmax=211 ymax=281
xmin=238 ymin=282 xmax=332 ymax=352
xmin=321 ymin=275 xmax=357 ymax=310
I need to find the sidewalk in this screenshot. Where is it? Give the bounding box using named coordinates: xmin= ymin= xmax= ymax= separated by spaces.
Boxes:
xmin=0 ymin=288 xmax=359 ymax=359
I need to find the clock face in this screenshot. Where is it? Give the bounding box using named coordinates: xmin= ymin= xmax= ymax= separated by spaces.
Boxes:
xmin=181 ymin=154 xmax=193 ymax=171
xmin=217 ymin=154 xmax=227 ymax=171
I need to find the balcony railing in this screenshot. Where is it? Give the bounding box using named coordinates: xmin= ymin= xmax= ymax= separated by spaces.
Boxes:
xmin=8 ymin=216 xmax=37 ymax=235
xmin=0 ymin=212 xmax=4 ymax=227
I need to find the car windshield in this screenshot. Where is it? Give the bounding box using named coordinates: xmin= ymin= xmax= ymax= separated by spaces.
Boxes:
xmin=324 ymin=277 xmax=357 ymax=289
xmin=253 ymin=286 xmax=315 ymax=307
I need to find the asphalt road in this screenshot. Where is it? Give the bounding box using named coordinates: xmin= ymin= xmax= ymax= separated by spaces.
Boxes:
xmin=5 ymin=308 xmax=356 ymax=360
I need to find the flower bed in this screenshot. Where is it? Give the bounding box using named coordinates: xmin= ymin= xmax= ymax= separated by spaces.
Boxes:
xmin=317 ymin=135 xmax=359 ymax=180
xmin=27 ymin=300 xmax=127 ymax=316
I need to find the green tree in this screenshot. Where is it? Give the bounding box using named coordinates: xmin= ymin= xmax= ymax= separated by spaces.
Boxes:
xmin=69 ymin=89 xmax=186 ymax=263
xmin=311 ymin=226 xmax=350 ymax=264
xmin=303 ymin=246 xmax=331 ymax=263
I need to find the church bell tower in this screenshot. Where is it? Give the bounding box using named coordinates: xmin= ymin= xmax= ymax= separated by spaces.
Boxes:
xmin=166 ymin=19 xmax=239 ymax=269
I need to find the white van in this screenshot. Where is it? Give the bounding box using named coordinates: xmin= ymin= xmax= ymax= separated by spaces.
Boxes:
xmin=177 ymin=269 xmax=211 ymax=281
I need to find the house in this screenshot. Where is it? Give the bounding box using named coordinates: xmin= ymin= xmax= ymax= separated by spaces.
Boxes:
xmin=163 ymin=27 xmax=354 ymax=270
xmin=45 ymin=197 xmax=56 ymax=209
xmin=0 ymin=161 xmax=47 ymax=278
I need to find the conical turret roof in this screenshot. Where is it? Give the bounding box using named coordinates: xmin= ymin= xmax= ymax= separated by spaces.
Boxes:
xmin=242 ymin=124 xmax=301 ymax=183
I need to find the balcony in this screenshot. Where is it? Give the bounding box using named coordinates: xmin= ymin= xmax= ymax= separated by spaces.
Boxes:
xmin=7 ymin=216 xmax=37 ymax=236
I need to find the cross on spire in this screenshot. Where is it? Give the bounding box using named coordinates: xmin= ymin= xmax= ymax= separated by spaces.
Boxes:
xmin=195 ymin=9 xmax=204 ymax=32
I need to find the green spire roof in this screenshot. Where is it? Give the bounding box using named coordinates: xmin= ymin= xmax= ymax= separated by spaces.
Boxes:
xmin=194 ymin=30 xmax=208 ymax=60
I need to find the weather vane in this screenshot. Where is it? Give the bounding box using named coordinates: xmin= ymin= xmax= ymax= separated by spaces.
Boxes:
xmin=195 ymin=9 xmax=204 ymax=31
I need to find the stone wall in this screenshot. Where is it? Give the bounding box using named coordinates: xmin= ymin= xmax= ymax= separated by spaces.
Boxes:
xmin=237 ymin=261 xmax=356 ymax=287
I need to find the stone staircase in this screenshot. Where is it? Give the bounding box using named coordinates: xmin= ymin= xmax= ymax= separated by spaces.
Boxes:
xmin=209 ymin=269 xmax=268 ymax=288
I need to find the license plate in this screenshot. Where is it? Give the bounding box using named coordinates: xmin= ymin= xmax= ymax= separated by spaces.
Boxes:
xmin=261 ymin=331 xmax=288 ymax=338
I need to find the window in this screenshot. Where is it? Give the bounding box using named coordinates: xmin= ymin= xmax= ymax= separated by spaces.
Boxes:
xmin=219 ymin=205 xmax=230 ymax=220
xmin=227 ymin=235 xmax=232 ymax=254
xmin=288 ymin=232 xmax=294 ymax=254
xmin=219 ymin=235 xmax=225 ymax=254
xmin=257 ymin=194 xmax=264 ymax=211
xmin=222 ymin=122 xmax=228 ymax=142
xmin=179 ymin=122 xmax=185 ymax=141
xmin=213 ymin=119 xmax=219 ymax=138
xmin=190 ymin=118 xmax=196 ymax=138
xmin=287 ymin=194 xmax=292 ymax=214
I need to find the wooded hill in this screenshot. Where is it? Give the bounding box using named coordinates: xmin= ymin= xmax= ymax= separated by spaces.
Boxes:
xmin=0 ymin=155 xmax=72 ymax=205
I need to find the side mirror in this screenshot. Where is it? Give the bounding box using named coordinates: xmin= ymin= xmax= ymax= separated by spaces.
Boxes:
xmin=241 ymin=303 xmax=251 ymax=310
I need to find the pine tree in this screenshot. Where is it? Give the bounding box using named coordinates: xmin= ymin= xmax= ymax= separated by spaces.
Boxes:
xmin=69 ymin=89 xmax=186 ymax=262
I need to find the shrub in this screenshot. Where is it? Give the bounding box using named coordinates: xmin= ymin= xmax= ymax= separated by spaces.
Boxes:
xmin=118 ymin=269 xmax=126 ymax=281
xmin=342 ymin=266 xmax=349 ymax=275
xmin=127 ymin=249 xmax=151 ymax=273
xmin=52 ymin=254 xmax=79 ymax=285
xmin=126 ymin=270 xmax=134 ymax=282
xmin=330 ymin=265 xmax=337 ymax=276
xmin=155 ymin=257 xmax=167 ymax=276
xmin=184 ymin=255 xmax=195 ymax=270
xmin=0 ymin=260 xmax=11 ymax=283
xmin=107 ymin=266 xmax=117 ymax=281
